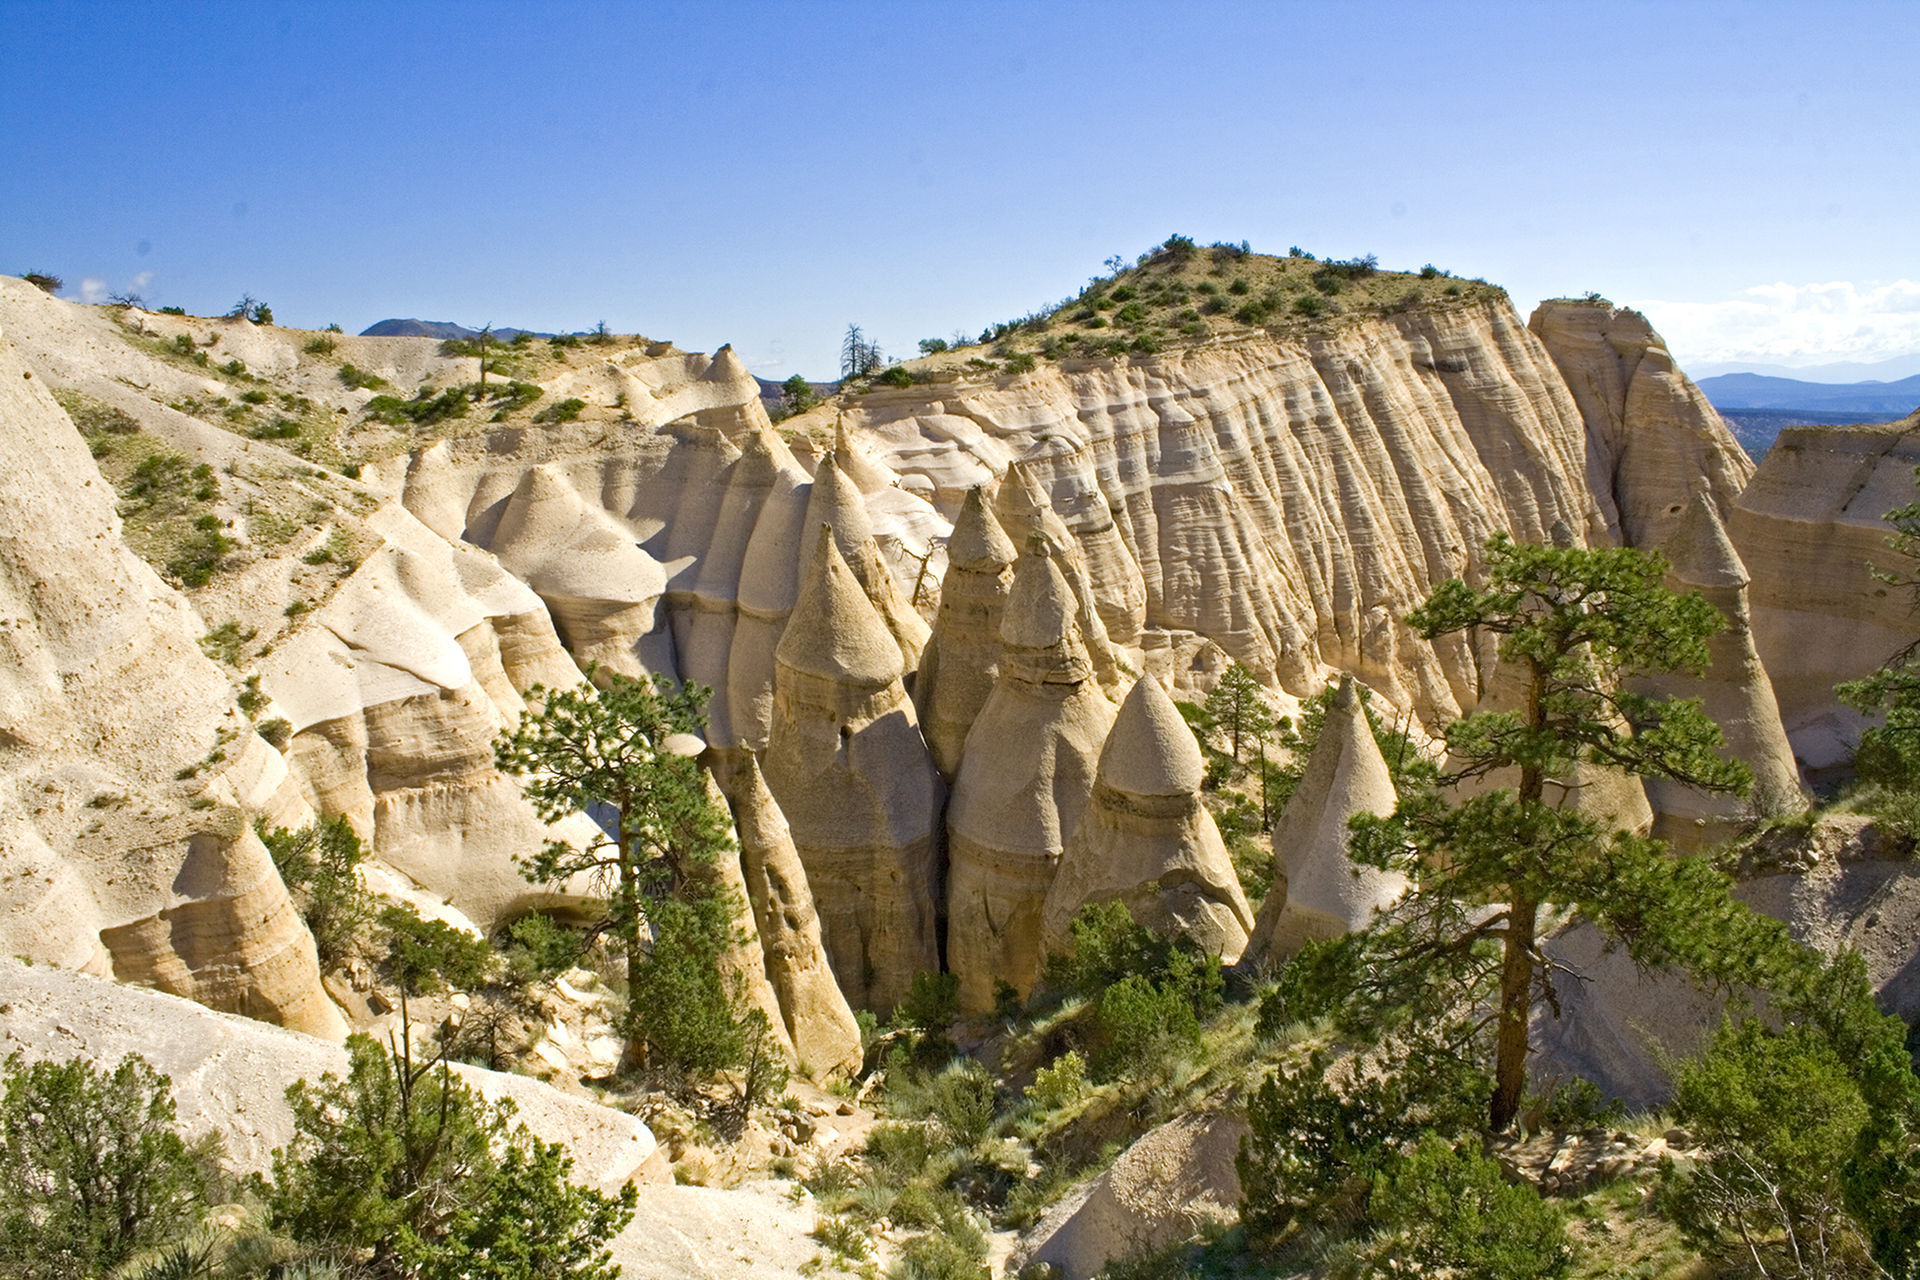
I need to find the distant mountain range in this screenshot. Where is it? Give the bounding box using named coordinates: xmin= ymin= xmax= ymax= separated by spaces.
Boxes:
xmin=1695 ymin=372 xmax=1920 ymax=415
xmin=359 ymin=318 xmax=551 ymax=341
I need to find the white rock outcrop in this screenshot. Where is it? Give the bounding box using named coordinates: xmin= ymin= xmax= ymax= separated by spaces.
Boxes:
xmin=0 ymin=332 xmax=338 ymax=1036
xmin=913 ymin=486 xmax=1016 ymax=779
xmin=1641 ymin=493 xmax=1807 ymax=845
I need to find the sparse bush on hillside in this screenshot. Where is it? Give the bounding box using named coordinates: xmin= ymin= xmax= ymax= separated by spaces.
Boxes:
xmin=23 ymin=271 xmax=62 ymax=294
xmin=917 ymin=337 xmax=949 ymax=355
xmin=337 ymin=363 xmax=386 ymax=391
xmin=365 ymin=386 xmax=469 ymax=427
xmin=260 ymin=817 xmax=375 ymax=969
xmin=303 ymin=334 xmax=337 ymax=356
xmin=0 ymin=1053 xmax=207 ymax=1280
xmin=534 ymin=396 xmax=586 ymax=423
xmin=380 ymin=904 xmax=493 ymax=995
xmin=879 ymin=364 xmax=914 ymax=388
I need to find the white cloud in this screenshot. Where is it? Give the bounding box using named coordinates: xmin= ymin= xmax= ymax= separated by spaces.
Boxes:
xmin=1633 ymin=280 xmax=1920 ymax=368
xmin=79 ymin=276 xmax=108 ymax=304
xmin=127 ymin=270 xmax=153 ymax=296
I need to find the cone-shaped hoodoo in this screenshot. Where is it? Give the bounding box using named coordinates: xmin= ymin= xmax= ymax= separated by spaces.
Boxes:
xmin=914 ymin=486 xmax=1017 ymax=780
xmin=1642 ymin=492 xmax=1808 ymax=845
xmin=1042 ymin=676 xmax=1254 ymax=959
xmin=763 ymin=533 xmax=944 ymax=1012
xmin=946 ymin=534 xmax=1118 ymax=1012
xmin=726 ymin=751 xmax=865 ymax=1076
xmin=1245 ymin=675 xmax=1404 ymax=965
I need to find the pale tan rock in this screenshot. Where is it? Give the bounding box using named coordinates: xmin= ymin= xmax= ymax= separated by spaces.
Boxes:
xmin=259 ymin=505 xmax=605 ymax=930
xmin=484 ymin=464 xmax=674 ymax=678
xmin=995 ymin=464 xmax=1135 ymax=690
xmin=913 ymin=486 xmax=1015 ymax=779
xmin=947 ymin=537 xmax=1118 ymax=1011
xmin=763 ymin=534 xmax=943 ymax=1013
xmin=728 ymin=433 xmax=815 ymax=750
xmin=1730 ymin=414 xmax=1920 ymax=769
xmin=0 ymin=329 xmax=338 ymax=1037
xmin=1041 ymin=676 xmax=1253 ymax=960
xmin=799 ymin=454 xmax=929 ymax=673
xmin=1246 ymin=675 xmax=1403 ymax=965
xmin=1642 ymin=493 xmax=1807 ymax=846
xmin=846 ymin=300 xmax=1608 ymax=725
xmin=724 ymin=753 xmax=864 ymax=1076
xmin=0 ymin=955 xmax=655 ymax=1188
xmin=1529 ymin=299 xmax=1753 ymax=549
xmin=1014 ymin=1109 xmax=1249 ymax=1280
xmin=685 ymin=772 xmax=796 ymax=1065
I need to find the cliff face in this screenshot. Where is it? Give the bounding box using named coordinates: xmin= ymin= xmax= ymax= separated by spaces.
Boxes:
xmin=0 ymin=325 xmax=339 ymax=1036
xmin=839 ymin=300 xmax=1607 ymax=724
xmin=1529 ymin=300 xmax=1754 ymax=549
xmin=1731 ymin=412 xmax=1920 ymax=768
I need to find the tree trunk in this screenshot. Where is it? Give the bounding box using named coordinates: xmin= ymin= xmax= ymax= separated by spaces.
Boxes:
xmin=1491 ymin=891 xmax=1537 ymax=1132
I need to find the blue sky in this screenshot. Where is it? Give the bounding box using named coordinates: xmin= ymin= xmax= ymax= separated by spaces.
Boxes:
xmin=4 ymin=1 xmax=1916 ymax=380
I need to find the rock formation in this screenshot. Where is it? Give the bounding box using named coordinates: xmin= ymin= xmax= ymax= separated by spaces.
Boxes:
xmin=1245 ymin=675 xmax=1402 ymax=965
xmin=259 ymin=505 xmax=606 ymax=930
xmin=1730 ymin=413 xmax=1920 ymax=770
xmin=913 ymin=486 xmax=1016 ymax=779
xmin=1013 ymin=1109 xmax=1249 ymax=1280
xmin=0 ymin=329 xmax=339 ymax=1037
xmin=483 ymin=464 xmax=675 ymax=678
xmin=725 ymin=753 xmax=865 ymax=1076
xmin=1041 ymin=676 xmax=1253 ymax=960
xmin=1529 ymin=299 xmax=1754 ymax=549
xmin=798 ymin=452 xmax=930 ymax=674
xmin=1642 ymin=492 xmax=1807 ymax=846
xmin=995 ymin=464 xmax=1135 ymax=690
xmin=763 ymin=534 xmax=943 ymax=1013
xmin=728 ymin=432 xmax=816 ymax=750
xmin=947 ymin=536 xmax=1118 ymax=1011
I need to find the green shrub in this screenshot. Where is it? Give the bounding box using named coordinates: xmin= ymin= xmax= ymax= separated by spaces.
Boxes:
xmin=917 ymin=338 xmax=949 ymax=355
xmin=226 ymin=361 xmax=251 ymax=379
xmin=171 ymin=334 xmax=195 ymax=355
xmin=258 ymin=717 xmax=292 ymax=749
xmin=627 ymin=889 xmax=751 ymax=1078
xmin=1025 ymin=1050 xmax=1088 ymax=1111
xmin=1228 ymin=278 xmax=1250 ymax=295
xmin=534 ymin=397 xmax=586 ymax=423
xmin=1292 ymin=294 xmax=1327 ymax=318
xmin=502 ymin=912 xmax=582 ymax=982
xmin=1095 ymin=974 xmax=1199 ymax=1078
xmin=879 ymin=365 xmax=914 ymax=388
xmin=337 ymin=364 xmax=386 ymax=391
xmin=895 ymin=970 xmax=961 ymax=1034
xmin=925 ymin=1062 xmax=997 ymax=1149
xmin=303 ymin=334 xmax=337 ymax=356
xmin=260 ymin=817 xmax=374 ymax=968
xmin=1002 ymin=352 xmax=1037 ymax=375
xmin=158 ymin=305 xmax=186 ymax=315
xmin=262 ymin=1034 xmax=634 ymax=1277
xmin=365 ymin=387 xmax=470 ymax=427
xmin=1369 ymin=1134 xmax=1570 ymax=1279
xmin=250 ymin=417 xmax=301 ymax=440
xmin=889 ymin=1223 xmax=990 ymax=1280
xmin=0 ymin=1053 xmax=207 ymax=1280
xmin=166 ymin=523 xmax=234 ymax=587
xmin=380 ymin=905 xmax=493 ymax=994
xmin=1115 ymin=302 xmax=1147 ymax=325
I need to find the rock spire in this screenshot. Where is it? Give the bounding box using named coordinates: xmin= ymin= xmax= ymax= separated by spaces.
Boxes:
xmin=1245 ymin=675 xmax=1403 ymax=965
xmin=724 ymin=752 xmax=864 ymax=1076
xmin=1041 ymin=676 xmax=1254 ymax=960
xmin=1642 ymin=492 xmax=1807 ymax=845
xmin=914 ymin=486 xmax=1017 ymax=780
xmin=763 ymin=532 xmax=944 ymax=1013
xmin=946 ymin=534 xmax=1117 ymax=1011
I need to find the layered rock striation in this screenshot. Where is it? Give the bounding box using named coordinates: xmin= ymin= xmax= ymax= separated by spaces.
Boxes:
xmin=913 ymin=486 xmax=1016 ymax=779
